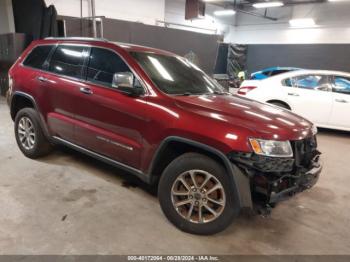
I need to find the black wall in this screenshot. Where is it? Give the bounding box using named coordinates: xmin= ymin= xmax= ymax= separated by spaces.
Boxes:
xmin=12 ymin=0 xmax=45 ymax=39
xmin=246 ymin=44 xmax=350 ymax=74
xmin=12 ymin=0 xmax=57 ymax=40
xmin=213 ymin=43 xmax=228 ymax=74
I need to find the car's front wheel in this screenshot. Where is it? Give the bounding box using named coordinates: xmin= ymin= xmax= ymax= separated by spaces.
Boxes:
xmin=14 ymin=108 xmax=52 ymax=159
xmin=158 ymin=153 xmax=239 ymax=235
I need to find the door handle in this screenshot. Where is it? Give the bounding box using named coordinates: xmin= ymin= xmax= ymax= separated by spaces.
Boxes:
xmin=288 ymin=93 xmax=300 ymax=97
xmin=80 ymin=87 xmax=93 ymax=95
xmin=335 ymin=99 xmax=348 ymax=103
xmin=37 ymin=76 xmax=48 ymax=82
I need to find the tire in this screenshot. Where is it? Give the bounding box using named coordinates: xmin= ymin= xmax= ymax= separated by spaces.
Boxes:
xmin=269 ymin=101 xmax=290 ymax=110
xmin=14 ymin=108 xmax=52 ymax=159
xmin=158 ymin=153 xmax=240 ymax=235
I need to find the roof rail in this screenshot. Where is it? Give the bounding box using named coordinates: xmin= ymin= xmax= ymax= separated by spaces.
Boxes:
xmin=43 ymin=37 xmax=109 ymax=42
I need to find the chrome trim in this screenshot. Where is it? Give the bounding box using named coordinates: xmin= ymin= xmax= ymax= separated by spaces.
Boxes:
xmin=96 ymin=136 xmax=133 ymax=151
xmin=52 ymin=136 xmax=143 ymax=175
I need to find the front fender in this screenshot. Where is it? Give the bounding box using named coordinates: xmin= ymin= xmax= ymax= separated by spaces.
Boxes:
xmin=149 ymin=136 xmax=253 ymax=209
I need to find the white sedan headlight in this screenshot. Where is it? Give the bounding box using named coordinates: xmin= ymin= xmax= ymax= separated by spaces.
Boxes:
xmin=249 ymin=138 xmax=293 ymax=157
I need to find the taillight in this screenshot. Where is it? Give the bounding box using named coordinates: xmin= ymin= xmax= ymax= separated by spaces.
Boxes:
xmin=238 ymin=86 xmax=257 ymax=95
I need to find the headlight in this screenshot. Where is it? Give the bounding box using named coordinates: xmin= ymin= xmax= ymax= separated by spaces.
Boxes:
xmin=311 ymin=125 xmax=318 ymax=135
xmin=249 ymin=138 xmax=293 ymax=157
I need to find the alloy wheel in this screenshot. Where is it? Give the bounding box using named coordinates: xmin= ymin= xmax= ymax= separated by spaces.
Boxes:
xmin=171 ymin=170 xmax=226 ymax=224
xmin=18 ymin=116 xmax=36 ymax=150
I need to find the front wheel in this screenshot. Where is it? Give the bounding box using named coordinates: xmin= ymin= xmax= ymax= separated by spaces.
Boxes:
xmin=158 ymin=153 xmax=240 ymax=235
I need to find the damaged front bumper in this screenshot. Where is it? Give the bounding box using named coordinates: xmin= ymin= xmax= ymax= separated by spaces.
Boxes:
xmin=268 ymin=154 xmax=321 ymax=203
xmin=228 ymin=137 xmax=322 ymax=208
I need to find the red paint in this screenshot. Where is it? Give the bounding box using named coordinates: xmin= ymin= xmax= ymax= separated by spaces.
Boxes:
xmin=9 ymin=39 xmax=315 ymax=174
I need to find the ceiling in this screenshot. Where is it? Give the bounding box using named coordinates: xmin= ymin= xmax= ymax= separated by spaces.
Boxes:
xmin=205 ymin=0 xmax=328 ymax=22
xmin=207 ymin=0 xmax=326 ymax=8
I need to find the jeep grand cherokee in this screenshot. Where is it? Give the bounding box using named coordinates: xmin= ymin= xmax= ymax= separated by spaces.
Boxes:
xmin=7 ymin=37 xmax=322 ymax=235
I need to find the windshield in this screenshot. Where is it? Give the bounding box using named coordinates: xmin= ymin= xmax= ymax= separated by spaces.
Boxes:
xmin=130 ymin=52 xmax=224 ymax=95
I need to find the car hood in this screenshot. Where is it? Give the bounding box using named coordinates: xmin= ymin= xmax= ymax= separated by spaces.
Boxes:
xmin=173 ymin=94 xmax=314 ymax=141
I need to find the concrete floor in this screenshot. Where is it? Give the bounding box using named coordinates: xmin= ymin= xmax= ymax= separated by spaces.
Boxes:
xmin=0 ymin=97 xmax=350 ymax=255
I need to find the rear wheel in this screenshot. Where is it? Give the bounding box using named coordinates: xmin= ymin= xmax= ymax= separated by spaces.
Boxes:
xmin=15 ymin=108 xmax=52 ymax=158
xmin=158 ymin=153 xmax=239 ymax=235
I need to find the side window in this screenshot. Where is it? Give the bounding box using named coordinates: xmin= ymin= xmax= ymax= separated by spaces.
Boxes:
xmin=86 ymin=47 xmax=131 ymax=87
xmin=332 ymin=76 xmax=350 ymax=95
xmin=49 ymin=45 xmax=87 ymax=79
xmin=293 ymin=75 xmax=330 ymax=91
xmin=282 ymin=78 xmax=293 ymax=87
xmin=23 ymin=45 xmax=53 ymax=69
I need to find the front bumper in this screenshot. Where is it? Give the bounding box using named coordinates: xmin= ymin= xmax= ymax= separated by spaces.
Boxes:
xmin=229 ymin=146 xmax=322 ymax=206
xmin=269 ymin=154 xmax=322 ymax=203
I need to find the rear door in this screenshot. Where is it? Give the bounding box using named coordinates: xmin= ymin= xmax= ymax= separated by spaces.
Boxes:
xmin=44 ymin=44 xmax=89 ymax=142
xmin=329 ymin=75 xmax=350 ymax=129
xmin=282 ymin=74 xmax=333 ymax=125
xmin=74 ymin=46 xmax=149 ymax=169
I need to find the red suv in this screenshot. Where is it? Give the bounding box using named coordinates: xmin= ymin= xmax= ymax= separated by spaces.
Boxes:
xmin=7 ymin=37 xmax=322 ymax=235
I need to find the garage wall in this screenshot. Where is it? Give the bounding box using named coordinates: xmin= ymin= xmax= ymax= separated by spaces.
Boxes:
xmin=44 ymin=0 xmax=165 ymax=25
xmin=0 ymin=0 xmax=15 ymax=34
xmin=225 ymin=3 xmax=350 ymax=44
xmin=246 ymin=44 xmax=350 ymax=74
xmin=45 ymin=0 xmax=232 ymax=36
xmin=61 ymin=16 xmax=221 ymax=74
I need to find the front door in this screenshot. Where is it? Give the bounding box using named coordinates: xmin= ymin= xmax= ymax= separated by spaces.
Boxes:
xmin=74 ymin=47 xmax=149 ymax=170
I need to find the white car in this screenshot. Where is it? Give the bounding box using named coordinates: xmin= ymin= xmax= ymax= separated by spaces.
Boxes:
xmin=238 ymin=70 xmax=350 ymax=131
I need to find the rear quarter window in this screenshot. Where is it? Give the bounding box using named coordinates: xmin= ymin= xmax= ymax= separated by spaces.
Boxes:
xmin=23 ymin=45 xmax=54 ymax=70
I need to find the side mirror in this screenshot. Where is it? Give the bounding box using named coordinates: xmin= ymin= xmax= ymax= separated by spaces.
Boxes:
xmin=112 ymin=72 xmax=143 ymax=96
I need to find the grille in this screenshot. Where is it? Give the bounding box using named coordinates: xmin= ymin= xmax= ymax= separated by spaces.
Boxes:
xmin=292 ymin=135 xmax=318 ymax=168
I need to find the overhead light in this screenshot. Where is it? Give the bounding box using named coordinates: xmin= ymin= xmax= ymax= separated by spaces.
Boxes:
xmin=253 ymin=2 xmax=284 ymax=8
xmin=289 ymin=18 xmax=316 ymax=28
xmin=214 ymin=9 xmax=236 ymax=16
